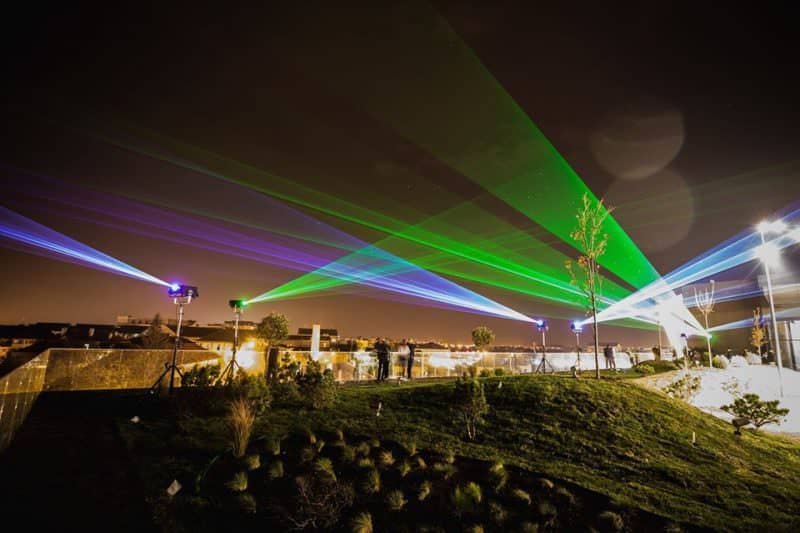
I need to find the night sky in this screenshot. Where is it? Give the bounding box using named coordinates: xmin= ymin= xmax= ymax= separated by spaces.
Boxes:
xmin=1 ymin=2 xmax=799 ymax=346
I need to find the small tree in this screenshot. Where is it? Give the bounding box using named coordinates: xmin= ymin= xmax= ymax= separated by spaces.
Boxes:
xmin=256 ymin=312 xmax=289 ymax=381
xmin=566 ymin=193 xmax=614 ymax=379
xmin=452 ymin=376 xmax=489 ymax=440
xmin=750 ymin=307 xmax=766 ymax=357
xmin=722 ymin=393 xmax=789 ymax=429
xmin=141 ymin=313 xmax=171 ymax=348
xmin=471 ymin=326 xmax=495 ymax=352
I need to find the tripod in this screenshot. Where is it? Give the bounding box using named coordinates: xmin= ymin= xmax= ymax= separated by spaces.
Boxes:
xmin=534 ymin=327 xmax=554 ymax=374
xmin=150 ymin=298 xmax=188 ymax=395
xmin=218 ymin=305 xmax=243 ymax=384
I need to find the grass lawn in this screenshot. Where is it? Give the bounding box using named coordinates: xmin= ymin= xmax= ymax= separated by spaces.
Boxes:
xmin=120 ymin=371 xmax=800 ymax=532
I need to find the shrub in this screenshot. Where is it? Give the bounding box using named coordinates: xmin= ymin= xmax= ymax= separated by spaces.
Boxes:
xmin=397 ymin=459 xmax=411 ymax=478
xmin=415 ymin=456 xmax=427 ymax=470
xmin=662 ymin=374 xmax=701 ymax=401
xmin=356 ymin=441 xmax=371 ymax=457
xmin=432 ymin=462 xmax=457 ymax=480
xmin=263 ymin=436 xmax=281 ymax=456
xmin=360 ymin=468 xmax=381 ymax=494
xmin=267 ymin=459 xmax=284 ymax=479
xmin=511 ymin=488 xmax=531 ymax=506
xmin=721 ymin=393 xmax=790 ymax=428
xmin=297 ymin=360 xmax=337 ymax=409
xmin=272 ymin=380 xmax=302 ymax=407
xmin=315 ymin=457 xmax=337 ymax=482
xmin=596 ymin=510 xmax=624 ymax=532
xmin=488 ymin=462 xmax=507 ymax=491
xmin=350 ymin=512 xmax=373 ymax=533
xmin=418 ymin=480 xmax=432 ymax=501
xmin=452 ymin=376 xmax=489 ymax=440
xmin=385 ymin=489 xmax=407 ymax=511
xmin=479 ymin=368 xmax=492 ymax=378
xmin=488 ymin=500 xmax=507 ymax=524
xmin=236 ymin=492 xmax=257 ymax=514
xmin=451 ymin=484 xmax=480 ymax=515
xmin=340 ymin=444 xmax=356 ymax=463
xmin=243 ymin=453 xmax=260 ymax=471
xmin=289 ymin=474 xmax=354 ymax=530
xmin=226 ymin=397 xmax=255 ymax=458
xmin=226 ymin=471 xmax=248 ymax=492
xmin=442 ymin=448 xmax=456 ymax=464
xmin=712 ymin=355 xmax=729 ymax=369
xmin=182 ymin=363 xmax=221 ymax=387
xmin=465 ymin=482 xmax=482 ymax=504
xmin=230 ymin=373 xmax=271 ymax=415
xmin=634 ymin=364 xmax=655 ymax=375
xmin=377 ymin=450 xmax=395 ymax=469
xmin=494 ymin=367 xmax=505 ymax=377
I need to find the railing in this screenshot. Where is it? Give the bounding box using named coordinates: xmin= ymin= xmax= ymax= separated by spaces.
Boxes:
xmin=0 ymin=351 xmax=50 ymax=452
xmin=277 ymin=350 xmax=657 ymax=382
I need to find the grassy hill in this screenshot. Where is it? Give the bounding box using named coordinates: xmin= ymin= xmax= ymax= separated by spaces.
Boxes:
xmin=122 ymin=374 xmax=800 ymax=531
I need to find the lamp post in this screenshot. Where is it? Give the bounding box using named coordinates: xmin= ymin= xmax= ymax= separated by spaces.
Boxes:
xmin=571 ymin=321 xmax=583 ymax=373
xmin=757 ymin=221 xmax=785 ymax=397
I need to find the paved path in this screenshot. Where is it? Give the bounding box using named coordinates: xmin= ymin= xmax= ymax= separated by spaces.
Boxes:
xmin=0 ymin=391 xmax=156 ymax=532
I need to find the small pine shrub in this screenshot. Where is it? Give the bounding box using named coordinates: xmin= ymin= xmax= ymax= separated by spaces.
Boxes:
xmin=537 ymin=478 xmax=554 ymax=491
xmin=225 ymin=471 xmax=248 ymax=492
xmin=315 ymin=457 xmax=337 ymax=481
xmin=236 ymin=492 xmax=257 ymax=514
xmin=357 ymin=457 xmax=375 ymax=469
xmin=488 ymin=501 xmax=507 ymax=525
xmin=397 ymin=459 xmax=411 ymax=478
xmin=634 ymin=364 xmax=655 ymax=375
xmin=479 ymin=368 xmax=492 ymax=378
xmin=356 ymin=441 xmax=371 ymax=457
xmin=299 ymin=446 xmax=316 ymax=463
xmin=432 ymin=462 xmax=457 ymax=479
xmin=721 ymin=393 xmax=790 ymax=428
xmin=182 ymin=363 xmax=221 ymax=387
xmin=553 ymin=486 xmax=577 ymax=508
xmin=488 ymin=462 xmax=507 ymax=491
xmin=511 ymin=488 xmax=531 ymax=506
xmin=267 ymin=459 xmax=284 ymax=480
xmin=297 ymin=360 xmax=337 ymax=409
xmin=340 ymin=444 xmax=356 ymax=463
xmin=230 ymin=373 xmax=272 ymax=415
xmin=385 ymin=489 xmax=407 ymax=511
xmin=350 ymin=512 xmax=373 ymax=533
xmin=402 ymin=440 xmax=417 ymax=456
xmin=377 ymin=450 xmax=395 ymax=469
xmin=418 ymin=480 xmax=432 ymax=501
xmin=360 ymin=468 xmax=381 ymax=494
xmin=452 ymin=376 xmax=489 ymax=440
xmin=243 ymin=454 xmax=260 ymax=471
xmin=494 ymin=368 xmax=505 ymax=377
xmin=596 ymin=510 xmax=624 ymax=532
xmin=712 ymin=355 xmax=729 ymax=369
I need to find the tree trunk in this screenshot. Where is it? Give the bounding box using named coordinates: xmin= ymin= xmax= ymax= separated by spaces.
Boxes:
xmin=593 ymin=301 xmax=600 ymax=379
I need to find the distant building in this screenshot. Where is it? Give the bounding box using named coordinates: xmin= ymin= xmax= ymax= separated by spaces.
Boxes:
xmin=284 ymin=327 xmax=338 ymax=350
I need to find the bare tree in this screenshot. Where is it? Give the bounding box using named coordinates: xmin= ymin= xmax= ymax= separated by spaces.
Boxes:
xmin=566 ymin=193 xmax=614 ymax=379
xmin=693 ymin=280 xmax=716 ymax=368
xmin=751 ymin=307 xmax=766 ymax=357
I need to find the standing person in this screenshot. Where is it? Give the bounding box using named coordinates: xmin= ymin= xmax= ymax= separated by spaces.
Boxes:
xmin=406 ymin=338 xmax=416 ymax=380
xmin=376 ymin=337 xmax=390 ymax=382
xmin=603 ymin=344 xmax=613 ymax=369
xmin=397 ymin=339 xmax=410 ymax=380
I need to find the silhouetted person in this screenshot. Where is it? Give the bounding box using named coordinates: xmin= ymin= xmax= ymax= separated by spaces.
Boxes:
xmin=375 ymin=338 xmax=390 ymax=381
xmin=603 ymin=344 xmax=614 ymax=369
xmin=406 ymin=338 xmax=416 ymax=379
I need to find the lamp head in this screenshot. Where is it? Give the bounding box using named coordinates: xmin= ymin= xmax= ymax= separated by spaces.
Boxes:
xmin=168 ymin=284 xmax=199 ymax=300
xmin=229 ymin=299 xmax=246 ymax=312
xmin=536 ymin=319 xmax=548 ymax=332
xmin=570 ymin=321 xmax=583 ymax=333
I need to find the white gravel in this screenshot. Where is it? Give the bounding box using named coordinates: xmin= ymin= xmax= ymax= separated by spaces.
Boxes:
xmin=689 ymin=363 xmax=800 ymax=436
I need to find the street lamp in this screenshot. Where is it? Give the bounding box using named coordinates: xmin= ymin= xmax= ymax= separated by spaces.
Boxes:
xmin=757 ymin=220 xmax=787 ymax=397
xmin=571 ymin=321 xmax=583 ymax=374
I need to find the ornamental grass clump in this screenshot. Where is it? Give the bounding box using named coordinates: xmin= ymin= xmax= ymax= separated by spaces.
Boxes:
xmin=226 ymin=397 xmax=256 ymax=458
xmin=350 ymin=512 xmax=373 ymax=533
xmin=385 ymin=489 xmax=407 ymax=511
